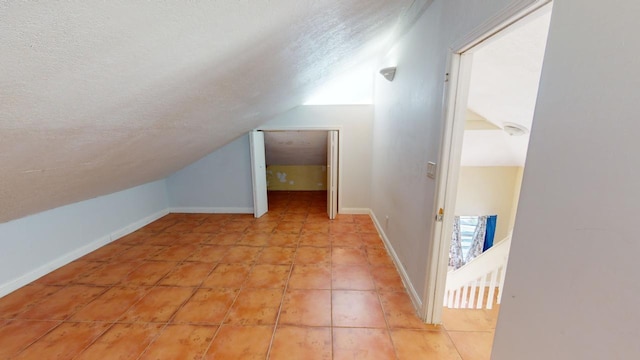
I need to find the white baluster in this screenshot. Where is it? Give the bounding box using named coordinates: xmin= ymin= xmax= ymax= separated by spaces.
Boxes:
xmin=469 ymin=278 xmax=478 ymax=309
xmin=461 ymin=282 xmax=470 ymax=308
xmin=476 ymin=274 xmax=487 ymax=309
xmin=497 ymin=266 xmax=505 ymax=305
xmin=486 ymin=269 xmax=499 ymax=310
xmin=453 ymin=288 xmax=461 ymax=308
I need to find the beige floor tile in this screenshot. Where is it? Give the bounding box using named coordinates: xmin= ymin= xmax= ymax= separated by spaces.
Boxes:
xmin=172 ymin=288 xmax=238 ymax=324
xmin=204 ymin=325 xmax=273 ymax=359
xmin=279 ymin=289 xmax=331 ymax=327
xmin=448 ymin=331 xmax=494 ymax=360
xmin=75 ymin=323 xmax=163 ymax=360
xmin=442 ymin=307 xmax=499 ymax=332
xmin=119 ymin=286 xmax=193 ymax=323
xmin=0 ymin=320 xmax=60 ymax=358
xmin=14 ymin=322 xmax=111 ymax=360
xmin=391 ymin=329 xmax=462 ymax=360
xmin=244 ymin=264 xmax=291 ymax=289
xmin=270 ymin=326 xmax=332 ymax=360
xmin=202 ymin=263 xmax=252 ymax=289
xmin=288 ymin=264 xmax=331 ymax=289
xmin=333 ymin=327 xmax=396 ymax=360
xmin=0 ymin=192 xmax=501 ymax=359
xmin=140 ymin=324 xmax=217 ymax=360
xmin=332 ymin=264 xmax=375 ymax=290
xmin=332 ymin=290 xmax=386 ymax=328
xmin=225 ymin=288 xmax=283 ymax=325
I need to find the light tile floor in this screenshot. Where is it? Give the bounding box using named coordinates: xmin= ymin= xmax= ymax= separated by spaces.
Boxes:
xmin=0 ymin=191 xmax=496 ymax=359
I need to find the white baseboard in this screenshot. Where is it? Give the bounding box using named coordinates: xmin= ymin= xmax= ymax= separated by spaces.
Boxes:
xmin=0 ymin=208 xmax=169 ymax=298
xmin=369 ymin=209 xmax=423 ymax=312
xmin=111 ymin=208 xmax=170 ymax=240
xmin=170 ymin=207 xmax=253 ymax=214
xmin=339 ymin=208 xmax=371 ymax=215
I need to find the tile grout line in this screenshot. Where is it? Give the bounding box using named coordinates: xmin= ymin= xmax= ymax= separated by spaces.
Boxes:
xmin=11 ymin=319 xmax=65 ymax=357
xmin=17 ymin=217 xmax=176 ymax=358
xmin=7 ymin=196 xmax=466 ymax=359
xmin=443 ymin=326 xmax=466 ymax=360
xmin=12 ymin=238 xmax=168 ymax=359
xmin=41 ymin=281 xmax=115 ymax=360
xmin=108 ymin=219 xmax=211 ymax=360
xmin=79 ymin=217 xmax=207 ymax=359
xmin=265 ymin=201 xmax=308 ymax=359
xmin=264 ymin=238 xmax=298 ymax=359
xmin=374 ymin=271 xmax=401 ymax=360
xmin=134 ymin=225 xmax=225 ymax=360
xmin=199 ymin=221 xmax=268 ymax=359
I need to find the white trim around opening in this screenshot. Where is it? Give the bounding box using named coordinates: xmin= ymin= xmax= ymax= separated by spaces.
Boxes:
xmin=421 ymin=0 xmax=553 ymax=324
xmin=255 ymin=125 xmax=345 ymax=215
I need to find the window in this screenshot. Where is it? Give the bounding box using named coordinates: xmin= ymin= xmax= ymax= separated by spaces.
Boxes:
xmin=458 ymin=216 xmax=480 ymax=260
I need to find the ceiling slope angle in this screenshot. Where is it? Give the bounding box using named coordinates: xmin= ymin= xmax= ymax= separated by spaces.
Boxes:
xmin=462 ymin=6 xmax=552 ymax=167
xmin=0 ymin=0 xmax=428 ymax=223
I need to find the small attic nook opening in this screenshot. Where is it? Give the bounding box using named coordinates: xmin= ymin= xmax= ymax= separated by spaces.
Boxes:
xmin=251 ymin=130 xmax=339 ymax=220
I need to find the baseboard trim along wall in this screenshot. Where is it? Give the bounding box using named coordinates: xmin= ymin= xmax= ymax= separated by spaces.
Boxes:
xmin=0 ymin=209 xmax=169 ymax=298
xmin=1 ymin=205 xmax=421 ymax=312
xmin=170 ymin=207 xmax=254 ymax=214
xmin=369 ymin=209 xmax=424 ymax=312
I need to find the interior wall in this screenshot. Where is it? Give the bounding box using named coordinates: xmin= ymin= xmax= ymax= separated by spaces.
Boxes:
xmin=509 ymin=166 xmax=525 ymax=233
xmin=0 ymin=180 xmax=169 ymax=297
xmin=261 ymin=105 xmax=373 ymax=212
xmin=455 ymin=166 xmax=523 ymax=242
xmin=266 ymin=165 xmax=327 ymax=191
xmin=493 ymin=0 xmax=640 ymax=358
xmin=371 ymin=0 xmax=529 ymax=303
xmin=166 ymin=135 xmax=254 ymax=213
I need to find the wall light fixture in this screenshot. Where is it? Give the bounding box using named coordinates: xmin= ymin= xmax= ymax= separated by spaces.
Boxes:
xmin=379 ymin=67 xmax=397 ymax=82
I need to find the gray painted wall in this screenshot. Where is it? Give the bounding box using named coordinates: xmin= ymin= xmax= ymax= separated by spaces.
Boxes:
xmin=493 ymin=0 xmax=640 ymax=357
xmin=166 ymin=135 xmax=254 ymax=212
xmin=166 ymin=105 xmax=373 ymax=213
xmin=0 ymin=180 xmax=169 ymax=296
xmin=371 ymin=0 xmax=521 ymax=303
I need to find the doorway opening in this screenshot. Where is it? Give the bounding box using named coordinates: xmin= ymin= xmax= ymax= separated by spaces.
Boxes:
xmin=250 ymin=129 xmax=339 ymax=219
xmin=423 ymin=1 xmax=552 ymax=326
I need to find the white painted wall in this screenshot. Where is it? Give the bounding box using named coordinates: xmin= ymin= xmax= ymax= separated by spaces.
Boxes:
xmin=455 ymin=166 xmax=523 ymax=242
xmin=0 ymin=180 xmax=169 ymax=297
xmin=166 ymin=135 xmax=254 ymax=213
xmin=371 ymin=0 xmax=528 ymax=304
xmin=261 ymin=105 xmax=374 ymax=212
xmin=493 ymin=0 xmax=640 ymax=358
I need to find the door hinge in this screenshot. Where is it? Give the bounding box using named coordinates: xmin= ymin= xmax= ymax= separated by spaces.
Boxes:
xmin=435 ymin=208 xmax=444 ymax=222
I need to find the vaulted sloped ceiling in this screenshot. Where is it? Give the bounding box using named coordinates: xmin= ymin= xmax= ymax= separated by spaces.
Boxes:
xmin=264 ymin=131 xmax=328 ymax=166
xmin=0 ymin=1 xmax=429 ymax=223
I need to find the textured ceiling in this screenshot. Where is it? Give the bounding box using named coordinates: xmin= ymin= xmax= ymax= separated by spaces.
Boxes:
xmin=462 ymin=5 xmax=551 ymax=167
xmin=0 ymin=0 xmax=428 ymax=223
xmin=265 ymin=131 xmax=328 ymax=166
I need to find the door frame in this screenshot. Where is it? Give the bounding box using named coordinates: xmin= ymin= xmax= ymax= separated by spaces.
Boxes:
xmin=327 ymin=130 xmax=339 ymax=219
xmin=249 ymin=130 xmax=269 ymax=218
xmin=421 ymin=0 xmax=552 ymax=324
xmin=254 ymin=125 xmax=344 ymax=214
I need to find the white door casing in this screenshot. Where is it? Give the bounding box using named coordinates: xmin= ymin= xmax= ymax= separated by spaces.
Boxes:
xmin=250 ymin=130 xmax=268 ymax=218
xmin=422 ymin=0 xmax=552 ymax=324
xmin=327 ymin=130 xmax=338 ymax=219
